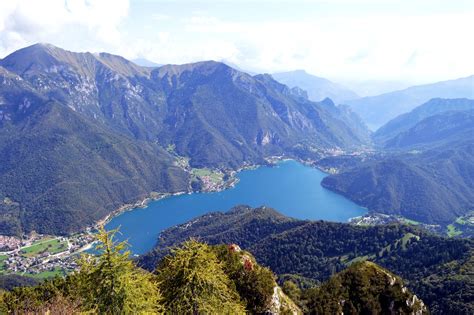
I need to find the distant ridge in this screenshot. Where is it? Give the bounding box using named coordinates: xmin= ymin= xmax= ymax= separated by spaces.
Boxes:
xmin=374 ymin=98 xmax=474 ymax=145
xmin=345 ymin=75 xmax=474 ymax=129
xmin=272 ymin=69 xmax=359 ymax=104
xmin=132 ymin=57 xmax=162 ymax=67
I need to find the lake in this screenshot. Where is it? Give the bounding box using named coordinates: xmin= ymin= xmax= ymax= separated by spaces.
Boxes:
xmin=106 ymin=160 xmax=367 ymax=254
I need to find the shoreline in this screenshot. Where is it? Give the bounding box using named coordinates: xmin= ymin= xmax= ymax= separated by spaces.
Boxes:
xmin=0 ymin=153 xmax=368 ymax=276
xmin=93 ymin=155 xmax=311 ymax=232
xmin=0 ymin=154 xmax=352 ymax=254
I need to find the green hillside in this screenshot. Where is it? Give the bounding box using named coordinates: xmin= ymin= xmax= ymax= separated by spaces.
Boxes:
xmin=139 ymin=206 xmax=474 ymax=314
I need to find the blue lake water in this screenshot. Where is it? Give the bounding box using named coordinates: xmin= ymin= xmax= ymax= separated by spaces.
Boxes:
xmin=106 ymin=160 xmax=367 ymax=255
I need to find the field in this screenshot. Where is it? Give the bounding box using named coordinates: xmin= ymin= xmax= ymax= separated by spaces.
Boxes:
xmin=191 ymin=168 xmax=223 ymax=182
xmin=399 ymin=218 xmax=420 ymax=226
xmin=26 ymin=267 xmax=67 ymax=279
xmin=20 ymin=238 xmax=68 ymax=257
xmin=13 ymin=267 xmax=67 ymax=280
xmin=446 ymin=213 xmax=474 ymax=237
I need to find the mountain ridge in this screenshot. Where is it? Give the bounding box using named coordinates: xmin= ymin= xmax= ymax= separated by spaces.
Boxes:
xmin=272 ymin=69 xmax=359 ymax=104
xmin=374 ymin=98 xmax=474 ymax=145
xmin=345 ymin=75 xmax=474 ymax=128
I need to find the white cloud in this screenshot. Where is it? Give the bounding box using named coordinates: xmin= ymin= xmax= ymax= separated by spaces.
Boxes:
xmin=0 ymin=0 xmax=472 ymax=83
xmin=164 ymin=10 xmax=474 ymax=82
xmin=0 ymin=0 xmax=129 ymax=56
xmin=151 ymin=14 xmax=171 ymax=22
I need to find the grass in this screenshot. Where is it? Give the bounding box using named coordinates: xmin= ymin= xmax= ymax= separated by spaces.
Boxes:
xmin=447 ymin=224 xmax=462 ymax=237
xmin=20 ymin=238 xmax=68 ymax=257
xmin=191 ymin=168 xmax=223 ymax=183
xmin=400 ymin=218 xmax=421 ymax=226
xmin=21 ymin=267 xmax=67 ymax=280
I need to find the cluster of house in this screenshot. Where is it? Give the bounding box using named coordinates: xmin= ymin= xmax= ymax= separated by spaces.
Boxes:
xmin=2 ymin=233 xmax=95 ymax=276
xmin=0 ymin=235 xmax=21 ymax=252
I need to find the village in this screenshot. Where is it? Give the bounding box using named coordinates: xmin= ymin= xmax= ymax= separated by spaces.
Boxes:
xmin=0 ymin=232 xmax=95 ymax=279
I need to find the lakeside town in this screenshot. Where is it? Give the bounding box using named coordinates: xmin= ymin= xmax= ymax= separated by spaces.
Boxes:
xmin=0 ymin=232 xmax=96 ymax=279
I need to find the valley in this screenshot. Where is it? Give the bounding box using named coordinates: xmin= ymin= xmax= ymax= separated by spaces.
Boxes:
xmin=1 ymin=1 xmax=473 ymax=313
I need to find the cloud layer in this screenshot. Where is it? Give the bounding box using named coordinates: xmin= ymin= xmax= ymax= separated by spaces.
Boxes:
xmin=0 ymin=0 xmax=128 ymax=56
xmin=1 ymin=0 xmax=473 ymax=84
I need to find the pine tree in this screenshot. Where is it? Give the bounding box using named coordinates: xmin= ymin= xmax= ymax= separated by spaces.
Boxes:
xmin=77 ymin=228 xmax=163 ymax=314
xmin=156 ymin=239 xmax=246 ymax=314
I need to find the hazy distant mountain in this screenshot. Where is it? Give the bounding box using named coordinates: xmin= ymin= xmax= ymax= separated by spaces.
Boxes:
xmin=339 ymin=79 xmax=413 ymax=97
xmin=220 ymin=60 xmax=256 ymax=75
xmin=375 ymin=98 xmax=474 ymax=146
xmin=384 ymin=110 xmax=474 ymax=149
xmin=272 ymin=70 xmax=359 ymax=104
xmin=345 ymin=75 xmax=474 ymax=129
xmin=132 ymin=57 xmax=162 ymax=67
xmin=0 ymin=43 xmax=370 ymax=236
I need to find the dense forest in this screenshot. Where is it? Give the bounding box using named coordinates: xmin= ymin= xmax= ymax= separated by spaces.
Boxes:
xmin=1 ymin=228 xmax=427 ymax=314
xmin=139 ymin=206 xmax=474 ymax=314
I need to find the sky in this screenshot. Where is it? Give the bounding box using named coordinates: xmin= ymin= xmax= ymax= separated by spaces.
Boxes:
xmin=0 ymin=0 xmax=473 ymax=86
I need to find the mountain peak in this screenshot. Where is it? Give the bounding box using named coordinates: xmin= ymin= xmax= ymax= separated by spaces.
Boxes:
xmin=272 ymin=70 xmax=359 ymax=104
xmin=132 ymin=57 xmax=162 ymax=68
xmin=320 ymin=97 xmax=335 ymax=107
xmin=35 ymin=42 xmax=60 ymax=48
xmin=0 ymin=43 xmax=148 ymax=78
xmin=0 ymin=43 xmax=92 ymax=76
xmin=294 ymin=69 xmax=309 ymax=75
xmin=155 ymin=60 xmax=237 ymax=79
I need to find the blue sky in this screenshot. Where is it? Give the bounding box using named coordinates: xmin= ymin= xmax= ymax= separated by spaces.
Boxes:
xmin=1 ymin=0 xmax=473 ymax=84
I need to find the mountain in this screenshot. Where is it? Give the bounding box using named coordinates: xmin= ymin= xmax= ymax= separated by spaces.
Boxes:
xmin=1 ymin=44 xmax=371 ymax=163
xmin=322 ymin=140 xmax=474 ymax=225
xmin=220 ymin=60 xmax=256 ymax=75
xmin=272 ymin=70 xmax=359 ymax=104
xmin=0 ymin=99 xmax=189 ymax=236
xmin=320 ymin=99 xmax=474 ymax=227
xmin=131 ymin=58 xmax=162 ymax=67
xmin=374 ymin=98 xmax=474 ymax=146
xmin=138 ymin=205 xmax=474 ymax=314
xmin=383 ymin=109 xmax=474 ymax=149
xmin=0 ymin=43 xmax=370 ymax=236
xmin=304 ymin=261 xmax=427 ymax=314
xmin=345 ymin=75 xmax=474 ymax=129
xmin=339 ymin=79 xmax=414 ymax=97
